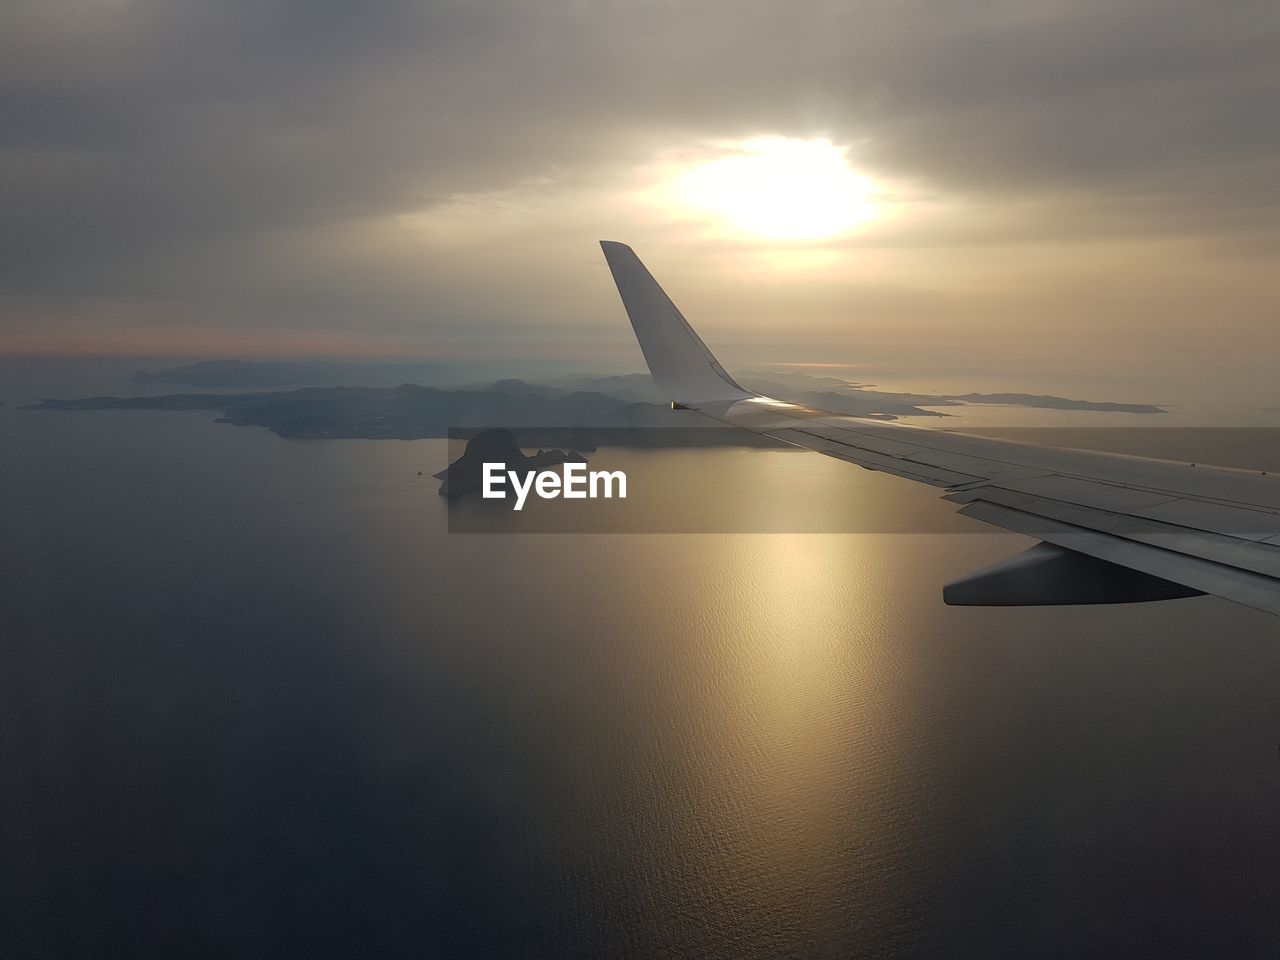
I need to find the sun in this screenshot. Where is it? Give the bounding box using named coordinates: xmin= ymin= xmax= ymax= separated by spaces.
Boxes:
xmin=671 ymin=136 xmax=876 ymax=241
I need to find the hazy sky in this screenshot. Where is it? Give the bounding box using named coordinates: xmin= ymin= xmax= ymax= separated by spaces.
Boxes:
xmin=3 ymin=0 xmax=1278 ymax=398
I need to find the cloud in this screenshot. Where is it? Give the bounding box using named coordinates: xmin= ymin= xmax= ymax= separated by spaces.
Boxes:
xmin=2 ymin=0 xmax=1278 ymax=387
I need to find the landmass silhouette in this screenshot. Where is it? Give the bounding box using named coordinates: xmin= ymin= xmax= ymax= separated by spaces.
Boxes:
xmin=435 ymin=429 xmax=586 ymax=497
xmin=27 ymin=368 xmax=1166 ymax=446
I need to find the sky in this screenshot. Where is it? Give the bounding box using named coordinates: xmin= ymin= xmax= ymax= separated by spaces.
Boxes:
xmin=3 ymin=0 xmax=1279 ymax=401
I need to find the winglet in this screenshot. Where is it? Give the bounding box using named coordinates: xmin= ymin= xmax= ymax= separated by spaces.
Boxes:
xmin=600 ymin=241 xmax=750 ymax=405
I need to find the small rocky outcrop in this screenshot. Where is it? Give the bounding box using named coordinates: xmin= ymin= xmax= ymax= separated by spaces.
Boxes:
xmin=433 ymin=428 xmax=587 ymax=497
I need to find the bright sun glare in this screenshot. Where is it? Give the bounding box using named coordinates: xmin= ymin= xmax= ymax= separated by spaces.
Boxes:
xmin=672 ymin=136 xmax=875 ymax=241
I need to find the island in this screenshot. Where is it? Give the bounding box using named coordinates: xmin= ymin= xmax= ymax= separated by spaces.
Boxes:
xmin=434 ymin=429 xmax=587 ymax=496
xmin=25 ymin=369 xmax=1166 ymax=446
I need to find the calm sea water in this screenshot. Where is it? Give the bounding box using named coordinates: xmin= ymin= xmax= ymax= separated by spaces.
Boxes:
xmin=3 ymin=370 xmax=1280 ymax=958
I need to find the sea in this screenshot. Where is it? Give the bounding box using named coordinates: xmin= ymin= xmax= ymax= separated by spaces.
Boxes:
xmin=2 ymin=357 xmax=1280 ymax=958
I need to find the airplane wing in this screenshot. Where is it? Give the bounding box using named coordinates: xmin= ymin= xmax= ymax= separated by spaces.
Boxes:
xmin=600 ymin=240 xmax=1280 ymax=617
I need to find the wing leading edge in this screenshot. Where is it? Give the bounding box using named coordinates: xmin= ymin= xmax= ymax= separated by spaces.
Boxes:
xmin=600 ymin=240 xmax=1280 ymax=618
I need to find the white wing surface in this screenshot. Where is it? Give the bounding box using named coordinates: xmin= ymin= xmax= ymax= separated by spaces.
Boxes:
xmin=600 ymin=241 xmax=1280 ymax=617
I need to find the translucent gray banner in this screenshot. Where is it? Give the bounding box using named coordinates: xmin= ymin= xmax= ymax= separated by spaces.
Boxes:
xmin=442 ymin=427 xmax=1280 ymax=534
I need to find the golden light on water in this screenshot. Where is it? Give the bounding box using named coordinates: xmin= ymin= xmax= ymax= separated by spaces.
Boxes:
xmin=668 ymin=137 xmax=877 ymax=241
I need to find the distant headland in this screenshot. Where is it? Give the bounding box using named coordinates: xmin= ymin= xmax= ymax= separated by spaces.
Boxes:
xmin=25 ymin=363 xmax=1165 ymax=446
